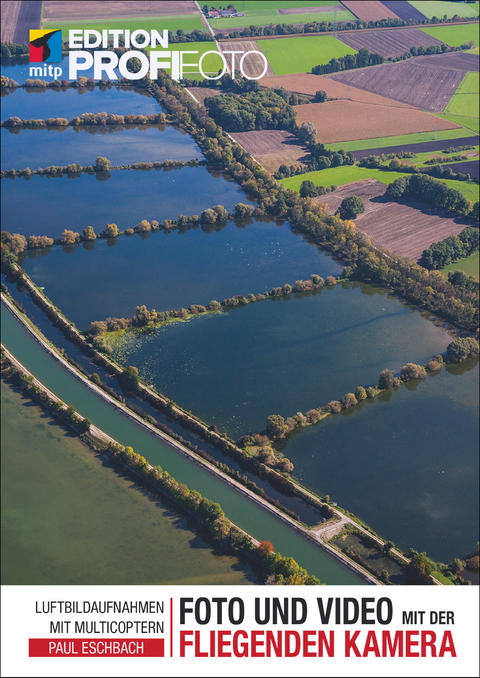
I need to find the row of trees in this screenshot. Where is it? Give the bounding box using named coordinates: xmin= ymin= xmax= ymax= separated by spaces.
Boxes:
xmin=421 ymin=227 xmax=479 ymax=270
xmin=385 ymin=174 xmax=478 ymax=218
xmin=312 ymin=47 xmax=383 ymax=76
xmin=2 ymin=112 xmax=166 ymax=128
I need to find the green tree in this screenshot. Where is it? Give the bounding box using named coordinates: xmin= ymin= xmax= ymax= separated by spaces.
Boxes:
xmin=355 ymin=386 xmax=367 ymax=401
xmin=266 ymin=414 xmax=286 ymax=439
xmin=118 ymin=366 xmax=140 ymax=392
xmin=446 ymin=337 xmax=479 ymax=363
xmin=300 ymin=180 xmax=317 ymax=198
xmin=77 ymin=418 xmax=92 ymax=433
xmin=313 ymin=90 xmax=327 ymax=103
xmin=378 ymin=369 xmax=394 ymax=389
xmin=338 ymin=195 xmax=365 ymax=220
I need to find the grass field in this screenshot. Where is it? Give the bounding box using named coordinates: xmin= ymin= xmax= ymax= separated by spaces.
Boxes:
xmin=467 ymin=46 xmax=480 ymax=54
xmin=210 ymin=10 xmax=356 ymax=29
xmin=280 ymin=164 xmax=480 ymax=201
xmin=228 ymin=1 xmax=344 ymax=9
xmin=409 ymin=1 xmax=479 ymax=19
xmin=324 ymin=128 xmax=477 ymax=152
xmin=436 ymin=112 xmax=480 ymax=133
xmin=444 ymin=72 xmax=480 ymax=119
xmin=441 ymin=251 xmax=479 ymax=281
xmin=421 ymin=24 xmax=480 ymax=47
xmin=46 ymin=16 xmax=207 ymax=38
xmin=258 ymin=36 xmax=357 ymax=76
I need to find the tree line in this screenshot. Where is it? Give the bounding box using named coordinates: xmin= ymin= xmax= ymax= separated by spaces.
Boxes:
xmin=204 ymin=89 xmax=296 ymax=133
xmin=2 ymin=111 xmax=167 ymax=128
xmin=385 ymin=173 xmax=479 ymax=218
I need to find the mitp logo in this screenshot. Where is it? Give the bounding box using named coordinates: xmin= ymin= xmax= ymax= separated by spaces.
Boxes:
xmin=29 ymin=29 xmax=62 ymax=62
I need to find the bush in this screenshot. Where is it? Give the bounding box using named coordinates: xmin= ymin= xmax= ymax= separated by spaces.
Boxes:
xmin=338 ymin=196 xmax=365 ymax=220
xmin=401 ymin=363 xmax=426 ymax=380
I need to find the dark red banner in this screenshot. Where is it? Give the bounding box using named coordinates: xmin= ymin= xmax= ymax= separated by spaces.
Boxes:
xmin=29 ymin=639 xmax=164 ymax=657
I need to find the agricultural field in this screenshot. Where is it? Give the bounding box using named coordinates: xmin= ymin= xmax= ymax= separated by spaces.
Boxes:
xmin=258 ymin=36 xmax=357 ymax=76
xmin=437 ymin=112 xmax=480 ymax=132
xmin=467 ymin=46 xmax=480 ymax=54
xmin=326 ymin=54 xmax=473 ymax=112
xmin=337 ymin=27 xmax=444 ymax=59
xmin=42 ymin=1 xmax=199 ymax=22
xmin=170 ymin=43 xmax=225 ymax=79
xmin=444 ymin=72 xmax=480 ymax=119
xmin=439 ymin=159 xmax=480 ymax=179
xmin=379 ymin=0 xmax=428 ymax=21
xmin=441 ymin=251 xmax=479 ymax=281
xmin=421 ymin=23 xmax=480 ymax=47
xmin=47 ymin=16 xmax=208 ymax=40
xmin=280 ymin=164 xmax=480 ymax=202
xmin=220 ymin=41 xmax=275 ymax=77
xmin=314 ymin=179 xmax=473 ymax=262
xmin=340 ymin=0 xmax=399 ymax=21
xmin=207 ymin=3 xmax=356 ymax=29
xmin=408 ymin=0 xmax=480 ymax=19
xmin=1 ymin=0 xmax=42 ymax=43
xmin=186 ymin=87 xmax=223 ymax=106
xmin=229 ymin=130 xmax=310 ymax=173
xmin=293 ymin=99 xmax=459 ymax=144
xmin=330 ymin=131 xmax=479 ymax=155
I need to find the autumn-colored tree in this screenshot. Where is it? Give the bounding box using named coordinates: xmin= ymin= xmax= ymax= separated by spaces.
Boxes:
xmin=355 ymin=386 xmax=367 ymax=401
xmin=95 ymin=156 xmax=111 ymax=171
xmin=61 ymin=230 xmax=80 ymax=245
xmin=400 ymin=363 xmax=427 ymax=380
xmin=2 ymin=232 xmax=26 ymax=255
xmin=266 ymin=414 xmax=286 ymax=439
xmin=82 ymin=225 xmax=96 ymax=241
xmin=135 ymin=219 xmax=151 ymax=232
xmin=378 ymin=368 xmax=394 ymax=389
xmin=257 ymin=541 xmax=274 ymax=557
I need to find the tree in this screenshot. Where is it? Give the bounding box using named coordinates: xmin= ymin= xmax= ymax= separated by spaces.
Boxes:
xmin=61 ymin=230 xmax=80 ymax=245
xmin=77 ymin=418 xmax=92 ymax=433
xmin=299 ymin=180 xmax=317 ymax=198
xmin=355 ymin=386 xmax=367 ymax=401
xmin=105 ymin=223 xmax=119 ymax=238
xmin=211 ymin=516 xmax=231 ymax=540
xmin=82 ymin=225 xmax=96 ymax=241
xmin=298 ymin=122 xmax=317 ymax=144
xmin=257 ymin=541 xmax=274 ymax=557
xmin=383 ymin=541 xmax=394 ymax=555
xmin=378 ymin=369 xmax=394 ymax=389
xmin=338 ymin=195 xmax=365 ymax=220
xmin=95 ymin=156 xmax=111 ymax=171
xmin=2 ymin=232 xmax=27 ymax=255
xmin=135 ymin=219 xmax=151 ymax=232
xmin=118 ymin=366 xmax=140 ymax=392
xmin=401 ymin=363 xmax=426 ymax=380
xmin=446 ymin=337 xmax=479 ymax=363
xmin=266 ymin=414 xmax=286 ymax=439
xmin=314 ymin=90 xmax=327 ymax=103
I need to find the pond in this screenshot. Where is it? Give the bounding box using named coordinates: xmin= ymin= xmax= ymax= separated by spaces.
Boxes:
xmin=278 ymin=359 xmax=479 ymax=564
xmin=106 ymin=281 xmax=452 ymax=439
xmin=20 ymin=219 xmax=342 ymax=329
xmin=1 ymin=85 xmax=159 ymax=121
xmin=1 ymin=379 xmax=258 ymax=585
xmin=1 ymin=123 xmax=202 ymax=170
xmin=2 ymin=165 xmax=254 ymax=239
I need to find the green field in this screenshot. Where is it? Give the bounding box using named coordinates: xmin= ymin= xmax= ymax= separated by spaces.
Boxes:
xmin=258 ymin=35 xmax=356 ymax=76
xmin=467 ymin=46 xmax=480 ymax=54
xmin=444 ymin=72 xmax=480 ymax=119
xmin=324 ymin=128 xmax=477 ymax=153
xmin=441 ymin=251 xmax=479 ymax=281
xmin=436 ymin=112 xmax=480 ymax=133
xmin=209 ymin=6 xmax=355 ymax=29
xmin=45 ymin=16 xmax=207 ymax=39
xmin=421 ymin=23 xmax=480 ymax=46
xmin=280 ymin=164 xmax=480 ymax=201
xmin=227 ymin=1 xmax=344 ymax=9
xmin=409 ymin=1 xmax=479 ymax=19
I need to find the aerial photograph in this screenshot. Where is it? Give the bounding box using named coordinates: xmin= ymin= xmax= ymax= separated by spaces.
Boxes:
xmin=1 ymin=0 xmax=479 ymax=589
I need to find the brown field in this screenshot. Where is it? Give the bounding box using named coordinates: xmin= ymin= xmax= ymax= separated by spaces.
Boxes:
xmin=186 ymin=87 xmax=224 ymax=106
xmin=294 ymin=100 xmax=459 ymax=144
xmin=42 ymin=1 xmax=197 ymax=22
xmin=340 ymin=1 xmax=399 ymax=21
xmin=316 ymin=179 xmax=471 ymax=261
xmin=219 ymin=41 xmax=275 ymax=78
xmin=1 ymin=0 xmax=42 ymax=43
xmin=229 ymin=130 xmax=310 ymax=173
xmin=326 ymin=59 xmax=468 ymax=112
xmin=260 ymin=72 xmax=417 ymax=108
xmin=411 ymin=52 xmax=479 ymax=73
xmin=337 ymin=27 xmax=444 ymax=59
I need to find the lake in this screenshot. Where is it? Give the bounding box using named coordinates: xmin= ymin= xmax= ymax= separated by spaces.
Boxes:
xmin=278 ymin=359 xmax=479 ymax=564
xmin=2 ymin=165 xmax=254 ymax=238
xmin=1 ymin=123 xmax=202 ymax=170
xmin=1 ymin=85 xmax=160 ymax=121
xmin=1 ymin=55 xmax=120 ymax=84
xmin=1 ymin=379 xmax=258 ymax=585
xmin=106 ymin=282 xmax=452 ymax=439
xmin=20 ymin=220 xmax=342 ymax=329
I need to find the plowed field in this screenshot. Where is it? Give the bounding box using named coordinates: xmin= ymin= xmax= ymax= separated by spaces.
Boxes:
xmin=229 ymin=130 xmax=310 ymax=173
xmin=186 ymin=88 xmax=223 ymax=107
xmin=337 ymin=28 xmax=444 ymax=59
xmin=315 ymin=179 xmax=472 ymax=261
xmin=340 ymin=1 xmax=399 ymax=21
xmin=220 ymin=41 xmax=274 ymax=78
xmin=1 ymin=0 xmax=42 ymax=43
xmin=261 ymin=73 xmax=416 ymax=108
xmin=379 ymin=1 xmax=428 ymax=21
xmin=440 ymin=160 xmax=479 ymax=180
xmin=326 ymin=59 xmax=468 ymax=112
xmin=412 ymin=52 xmax=479 ymax=72
xmin=293 ymin=100 xmax=459 ymax=144
xmin=43 ymin=1 xmax=197 ymax=21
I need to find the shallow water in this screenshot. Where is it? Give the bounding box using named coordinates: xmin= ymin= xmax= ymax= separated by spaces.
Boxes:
xmin=1 ymin=380 xmax=258 ymax=585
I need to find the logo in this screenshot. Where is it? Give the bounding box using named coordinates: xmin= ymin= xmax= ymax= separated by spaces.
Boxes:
xmin=29 ymin=29 xmax=62 ymax=62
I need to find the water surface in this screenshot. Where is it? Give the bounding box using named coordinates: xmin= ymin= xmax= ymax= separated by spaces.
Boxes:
xmin=1 ymin=55 xmax=120 ymax=84
xmin=107 ymin=282 xmax=452 ymax=438
xmin=2 ymin=166 xmax=254 ymax=238
xmin=279 ymin=361 xmax=479 ymax=563
xmin=20 ymin=220 xmax=341 ymax=329
xmin=1 ymin=379 xmax=257 ymax=585
xmin=1 ymin=124 xmax=202 ymax=170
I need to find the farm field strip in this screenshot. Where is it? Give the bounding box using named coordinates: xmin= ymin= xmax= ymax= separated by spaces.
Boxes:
xmin=444 ymin=71 xmax=480 ymax=119
xmin=293 ymin=99 xmax=459 ymax=145
xmin=336 ymin=27 xmax=444 ymax=58
xmin=347 ymin=136 xmax=480 ymax=159
xmin=326 ymin=58 xmax=470 ymax=112
xmin=42 ymin=0 xmax=199 ymax=21
xmin=340 ymin=0 xmax=400 ymax=21
xmin=408 ymin=1 xmax=480 ymax=20
xmin=280 ymin=164 xmax=480 ymax=202
xmin=0 ymin=0 xmax=42 ymax=43
xmin=48 ymin=16 xmax=208 ymax=39
xmin=258 ymin=36 xmax=357 ymax=76
xmin=421 ymin=23 xmax=480 ymax=47
xmin=219 ymin=41 xmax=275 ymax=78
xmin=379 ymin=0 xmax=428 ymax=21
xmin=207 ymin=7 xmax=356 ymax=29
xmin=441 ymin=251 xmax=479 ymax=281
xmin=324 ymin=129 xmax=478 ymax=153
xmin=436 ymin=112 xmax=480 ymax=133
xmin=229 ymin=130 xmax=310 ymax=173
